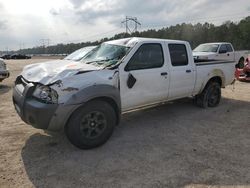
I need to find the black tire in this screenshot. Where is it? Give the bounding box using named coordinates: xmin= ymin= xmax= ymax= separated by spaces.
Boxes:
xmin=65 ymin=100 xmax=116 ymax=149
xmin=194 ymin=82 xmax=221 ymax=108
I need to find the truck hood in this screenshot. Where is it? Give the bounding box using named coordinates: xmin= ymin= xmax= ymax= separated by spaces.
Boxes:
xmin=21 ymin=60 xmax=101 ymax=85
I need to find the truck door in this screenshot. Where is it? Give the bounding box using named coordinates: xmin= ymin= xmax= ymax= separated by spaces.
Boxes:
xmin=168 ymin=43 xmax=196 ymax=99
xmin=119 ymin=42 xmax=170 ymax=111
xmin=218 ymin=44 xmax=234 ymax=61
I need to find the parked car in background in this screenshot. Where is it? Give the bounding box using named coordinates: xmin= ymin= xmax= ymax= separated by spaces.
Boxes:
xmin=0 ymin=54 xmax=11 ymax=60
xmin=235 ymin=57 xmax=250 ymax=82
xmin=11 ymin=54 xmax=31 ymax=59
xmin=0 ymin=58 xmax=9 ymax=82
xmin=193 ymin=42 xmax=249 ymax=64
xmin=13 ymin=37 xmax=235 ymax=149
xmin=64 ymin=46 xmax=97 ymax=61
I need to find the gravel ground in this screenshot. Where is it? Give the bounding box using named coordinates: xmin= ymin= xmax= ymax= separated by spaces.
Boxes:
xmin=0 ymin=58 xmax=250 ymax=188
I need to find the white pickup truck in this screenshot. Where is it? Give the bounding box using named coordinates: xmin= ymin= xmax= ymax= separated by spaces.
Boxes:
xmin=193 ymin=42 xmax=249 ymax=65
xmin=13 ymin=37 xmax=235 ymax=149
xmin=0 ymin=58 xmax=9 ymax=82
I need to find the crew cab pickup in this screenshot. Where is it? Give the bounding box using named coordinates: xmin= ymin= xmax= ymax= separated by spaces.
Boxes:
xmin=0 ymin=58 xmax=9 ymax=82
xmin=13 ymin=37 xmax=235 ymax=149
xmin=193 ymin=42 xmax=249 ymax=64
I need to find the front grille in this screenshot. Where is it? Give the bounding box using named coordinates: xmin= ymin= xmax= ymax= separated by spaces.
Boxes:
xmin=246 ymin=72 xmax=250 ymax=77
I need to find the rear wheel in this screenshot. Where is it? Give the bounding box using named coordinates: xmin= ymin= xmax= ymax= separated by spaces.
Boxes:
xmin=194 ymin=82 xmax=221 ymax=108
xmin=66 ymin=100 xmax=116 ymax=149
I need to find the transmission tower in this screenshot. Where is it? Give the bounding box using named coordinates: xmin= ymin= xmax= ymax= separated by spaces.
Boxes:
xmin=121 ymin=16 xmax=141 ymax=34
xmin=40 ymin=39 xmax=50 ymax=47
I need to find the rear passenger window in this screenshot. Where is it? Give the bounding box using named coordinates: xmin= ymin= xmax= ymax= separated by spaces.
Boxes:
xmin=168 ymin=44 xmax=188 ymax=66
xmin=219 ymin=44 xmax=227 ymax=53
xmin=125 ymin=43 xmax=164 ymax=71
xmin=226 ymin=44 xmax=233 ymax=52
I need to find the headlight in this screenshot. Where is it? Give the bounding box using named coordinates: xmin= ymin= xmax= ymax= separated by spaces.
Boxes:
xmin=33 ymin=85 xmax=58 ymax=104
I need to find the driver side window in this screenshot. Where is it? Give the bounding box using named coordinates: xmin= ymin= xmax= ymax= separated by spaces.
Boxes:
xmin=125 ymin=43 xmax=164 ymax=71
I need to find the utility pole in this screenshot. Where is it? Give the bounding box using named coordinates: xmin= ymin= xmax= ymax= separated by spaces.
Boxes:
xmin=19 ymin=43 xmax=25 ymax=53
xmin=40 ymin=39 xmax=50 ymax=54
xmin=6 ymin=46 xmax=9 ymax=54
xmin=40 ymin=39 xmax=45 ymax=48
xmin=121 ymin=16 xmax=141 ymax=34
xmin=47 ymin=39 xmax=50 ymax=47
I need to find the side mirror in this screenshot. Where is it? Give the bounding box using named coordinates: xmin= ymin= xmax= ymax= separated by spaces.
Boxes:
xmin=127 ymin=73 xmax=137 ymax=89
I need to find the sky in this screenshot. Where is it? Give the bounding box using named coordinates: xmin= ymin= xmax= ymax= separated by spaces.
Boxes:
xmin=0 ymin=0 xmax=249 ymax=51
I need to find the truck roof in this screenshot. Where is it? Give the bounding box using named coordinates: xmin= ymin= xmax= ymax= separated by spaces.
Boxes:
xmin=200 ymin=42 xmax=232 ymax=45
xmin=105 ymin=37 xmax=188 ymax=47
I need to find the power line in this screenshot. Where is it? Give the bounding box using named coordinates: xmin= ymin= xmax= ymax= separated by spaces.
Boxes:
xmin=7 ymin=11 xmax=249 ymax=50
xmin=56 ymin=28 xmax=123 ymax=44
xmin=140 ymin=11 xmax=250 ymax=30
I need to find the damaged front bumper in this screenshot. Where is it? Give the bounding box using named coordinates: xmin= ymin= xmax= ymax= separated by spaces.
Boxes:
xmin=235 ymin=68 xmax=250 ymax=82
xmin=12 ymin=76 xmax=79 ymax=131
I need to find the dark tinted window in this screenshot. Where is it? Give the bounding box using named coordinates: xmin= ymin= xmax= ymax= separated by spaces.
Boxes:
xmin=226 ymin=44 xmax=233 ymax=52
xmin=219 ymin=44 xmax=227 ymax=53
xmin=168 ymin=44 xmax=188 ymax=66
xmin=125 ymin=44 xmax=164 ymax=71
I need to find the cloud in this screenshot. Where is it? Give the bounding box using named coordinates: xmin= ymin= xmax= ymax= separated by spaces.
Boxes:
xmin=49 ymin=8 xmax=60 ymax=16
xmin=0 ymin=4 xmax=8 ymax=30
xmin=68 ymin=0 xmax=88 ymax=8
xmin=0 ymin=20 xmax=8 ymax=30
xmin=0 ymin=0 xmax=249 ymax=50
xmin=65 ymin=0 xmax=247 ymax=28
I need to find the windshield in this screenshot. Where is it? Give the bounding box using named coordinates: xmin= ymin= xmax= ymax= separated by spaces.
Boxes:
xmin=193 ymin=44 xmax=219 ymax=52
xmin=82 ymin=43 xmax=130 ymax=68
xmin=64 ymin=46 xmax=96 ymax=61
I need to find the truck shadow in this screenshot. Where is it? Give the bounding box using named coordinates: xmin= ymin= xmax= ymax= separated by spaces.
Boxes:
xmin=0 ymin=84 xmax=11 ymax=95
xmin=21 ymin=97 xmax=250 ymax=188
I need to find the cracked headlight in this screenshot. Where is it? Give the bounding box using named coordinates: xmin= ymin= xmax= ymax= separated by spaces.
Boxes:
xmin=33 ymin=85 xmax=58 ymax=104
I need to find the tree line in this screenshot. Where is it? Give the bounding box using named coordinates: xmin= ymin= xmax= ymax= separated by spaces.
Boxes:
xmin=9 ymin=16 xmax=250 ymax=55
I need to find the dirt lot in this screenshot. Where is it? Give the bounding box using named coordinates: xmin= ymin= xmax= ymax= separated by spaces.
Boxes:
xmin=0 ymin=58 xmax=250 ymax=188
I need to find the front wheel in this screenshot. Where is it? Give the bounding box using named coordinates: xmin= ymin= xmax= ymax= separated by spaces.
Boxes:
xmin=194 ymin=82 xmax=221 ymax=108
xmin=66 ymin=100 xmax=116 ymax=149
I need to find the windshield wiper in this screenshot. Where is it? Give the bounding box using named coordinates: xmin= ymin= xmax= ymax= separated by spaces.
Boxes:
xmin=86 ymin=59 xmax=107 ymax=64
xmin=86 ymin=58 xmax=119 ymax=65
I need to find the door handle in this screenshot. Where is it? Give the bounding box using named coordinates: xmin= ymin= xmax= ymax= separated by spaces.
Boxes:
xmin=227 ymin=54 xmax=230 ymax=56
xmin=186 ymin=70 xmax=192 ymax=73
xmin=161 ymin=72 xmax=168 ymax=76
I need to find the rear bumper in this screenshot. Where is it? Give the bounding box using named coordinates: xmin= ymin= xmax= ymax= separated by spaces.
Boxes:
xmin=0 ymin=70 xmax=10 ymax=80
